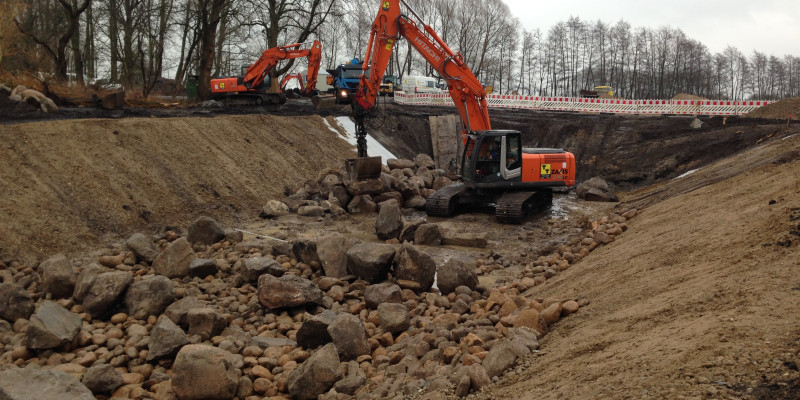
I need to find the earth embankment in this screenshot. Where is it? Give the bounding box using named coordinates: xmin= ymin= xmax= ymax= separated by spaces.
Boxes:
xmin=0 ymin=114 xmax=356 ymax=263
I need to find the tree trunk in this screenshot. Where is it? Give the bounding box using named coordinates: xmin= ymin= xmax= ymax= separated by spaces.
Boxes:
xmin=197 ymin=0 xmax=226 ymax=100
xmin=109 ymin=0 xmax=119 ymax=82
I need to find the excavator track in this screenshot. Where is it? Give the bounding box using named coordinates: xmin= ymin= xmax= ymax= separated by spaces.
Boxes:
xmin=495 ymin=190 xmax=553 ymax=224
xmin=426 ymin=183 xmax=469 ymax=217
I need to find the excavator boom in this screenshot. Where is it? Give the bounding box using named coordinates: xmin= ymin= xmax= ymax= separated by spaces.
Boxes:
xmin=354 ymin=0 xmax=491 ymax=139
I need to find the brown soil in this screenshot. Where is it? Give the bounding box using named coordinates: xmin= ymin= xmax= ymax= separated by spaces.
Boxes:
xmin=470 ymin=132 xmax=800 ymax=400
xmin=745 ymin=97 xmax=800 ymax=120
xmin=0 ymin=114 xmax=355 ymax=263
xmin=1 ymin=97 xmax=798 ymax=399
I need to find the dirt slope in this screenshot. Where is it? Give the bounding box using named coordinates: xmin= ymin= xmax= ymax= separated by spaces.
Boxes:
xmin=0 ymin=114 xmax=355 ymax=263
xmin=472 ymin=132 xmax=800 ymax=399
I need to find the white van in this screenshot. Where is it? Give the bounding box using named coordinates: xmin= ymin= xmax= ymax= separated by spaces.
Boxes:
xmin=400 ymin=75 xmax=441 ymax=93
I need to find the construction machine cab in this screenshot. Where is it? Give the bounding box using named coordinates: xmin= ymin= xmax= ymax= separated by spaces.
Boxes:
xmin=462 ymin=131 xmax=522 ymax=185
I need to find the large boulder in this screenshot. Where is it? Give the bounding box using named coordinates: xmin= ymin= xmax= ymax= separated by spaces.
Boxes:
xmin=171 ymin=344 xmax=241 ymax=400
xmin=481 ymin=339 xmax=530 ymax=378
xmin=152 ymin=237 xmax=196 ymax=278
xmin=393 ymin=243 xmax=436 ymax=292
xmin=25 ymin=301 xmax=82 ymax=350
xmin=414 ymin=154 xmax=435 ymax=170
xmin=0 ymin=368 xmax=94 ymax=400
xmin=399 ymin=218 xmax=425 ymax=243
xmin=82 ymin=271 xmax=133 ymax=319
xmin=316 ymin=233 xmax=350 ymax=278
xmin=414 ymin=223 xmax=443 ymax=246
xmin=259 ymin=200 xmax=290 ymax=218
xmin=296 ymin=310 xmax=336 ymax=349
xmin=39 ymin=254 xmax=75 ymax=299
xmin=81 ymin=363 xmax=124 ymax=394
xmin=327 ymin=313 xmax=370 ymax=361
xmin=257 ymin=274 xmax=322 ymax=309
xmin=0 ymin=283 xmax=34 ymax=322
xmin=187 ymin=308 xmax=227 ymax=340
xmin=375 ymin=202 xmax=404 ymax=240
xmin=287 ymin=343 xmax=342 ymax=400
xmin=377 ymin=303 xmax=410 ymax=333
xmin=238 ymin=257 xmax=284 ymax=282
xmin=165 ymin=296 xmax=208 ymax=329
xmin=187 ymin=216 xmax=226 ymax=245
xmin=125 ymin=275 xmax=176 ymax=317
xmin=72 ymin=263 xmax=102 ymax=303
xmin=347 ymin=195 xmax=377 ymax=214
xmin=436 ymin=258 xmax=478 ymax=295
xmin=126 ymin=233 xmax=159 ymax=263
xmin=348 ymin=179 xmax=383 ymax=196
xmin=576 ymin=177 xmax=619 ymax=202
xmin=387 ymin=158 xmax=416 ymax=170
xmin=100 ymin=91 xmax=125 ymax=110
xmin=188 ymin=258 xmax=218 ymax=278
xmin=346 ymin=242 xmax=396 ymax=283
xmin=364 ymin=282 xmax=403 ymax=309
xmin=147 ymin=315 xmax=190 ymax=361
xmin=292 ymin=239 xmax=321 ymax=266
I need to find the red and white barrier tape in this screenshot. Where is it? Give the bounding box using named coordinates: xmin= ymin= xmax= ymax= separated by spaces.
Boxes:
xmin=393 ymin=92 xmax=774 ymax=116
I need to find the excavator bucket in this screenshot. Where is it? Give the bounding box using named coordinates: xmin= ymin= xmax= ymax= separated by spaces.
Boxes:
xmin=345 ymin=156 xmax=382 ymax=181
xmin=312 ymin=94 xmax=337 ymax=109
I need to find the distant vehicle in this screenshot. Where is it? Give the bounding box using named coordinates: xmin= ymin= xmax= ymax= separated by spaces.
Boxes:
xmin=327 ymin=60 xmax=369 ymax=104
xmin=379 ymin=75 xmax=398 ymax=96
xmin=401 ymin=75 xmax=441 ymax=94
xmin=580 ymin=85 xmax=614 ymax=98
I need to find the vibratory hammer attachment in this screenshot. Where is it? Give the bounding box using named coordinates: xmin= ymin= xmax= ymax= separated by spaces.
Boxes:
xmin=344 ymin=116 xmax=382 ymax=182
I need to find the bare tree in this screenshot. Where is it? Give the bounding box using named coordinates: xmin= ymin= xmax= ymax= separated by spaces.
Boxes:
xmin=14 ymin=0 xmax=92 ymax=82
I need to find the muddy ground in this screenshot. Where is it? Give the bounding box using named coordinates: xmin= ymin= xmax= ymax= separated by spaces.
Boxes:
xmin=1 ymin=97 xmax=799 ymax=399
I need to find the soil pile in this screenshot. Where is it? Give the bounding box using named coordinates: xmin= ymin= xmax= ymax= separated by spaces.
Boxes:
xmin=745 ymin=96 xmax=800 ymax=120
xmin=0 ymin=114 xmax=356 ymax=263
xmin=472 ymin=131 xmax=800 ymax=399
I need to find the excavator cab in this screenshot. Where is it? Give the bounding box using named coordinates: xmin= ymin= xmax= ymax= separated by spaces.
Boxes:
xmin=461 ymin=131 xmax=522 ymax=185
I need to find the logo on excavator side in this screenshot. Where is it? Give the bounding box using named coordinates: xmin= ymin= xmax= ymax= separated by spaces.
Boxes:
xmin=382 ymin=1 xmax=390 ymax=11
xmin=219 ymin=82 xmax=225 ymax=89
xmin=413 ymin=37 xmax=441 ymax=63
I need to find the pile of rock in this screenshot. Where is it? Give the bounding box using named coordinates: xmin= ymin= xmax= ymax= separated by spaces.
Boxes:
xmin=261 ymin=154 xmax=455 ymax=219
xmin=0 ymin=214 xmax=594 ymax=400
xmin=0 ymin=84 xmax=59 ymax=113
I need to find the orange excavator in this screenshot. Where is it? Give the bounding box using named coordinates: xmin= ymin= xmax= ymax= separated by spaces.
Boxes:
xmin=210 ymin=40 xmax=322 ymax=105
xmin=280 ymin=74 xmax=304 ymax=94
xmin=352 ymin=0 xmax=576 ymax=223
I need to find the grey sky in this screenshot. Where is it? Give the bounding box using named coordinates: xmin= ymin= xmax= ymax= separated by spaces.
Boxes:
xmin=503 ymin=0 xmax=800 ymax=57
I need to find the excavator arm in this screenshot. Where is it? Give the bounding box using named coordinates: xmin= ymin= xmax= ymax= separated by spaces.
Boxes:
xmin=352 ymin=0 xmax=491 ymax=158
xmin=303 ymin=41 xmax=323 ymax=95
xmin=242 ymin=40 xmax=322 ymax=90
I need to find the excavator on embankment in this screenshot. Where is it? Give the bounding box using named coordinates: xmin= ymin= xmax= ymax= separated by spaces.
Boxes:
xmin=210 ymin=40 xmax=322 ymax=105
xmin=350 ymin=0 xmax=576 ymax=224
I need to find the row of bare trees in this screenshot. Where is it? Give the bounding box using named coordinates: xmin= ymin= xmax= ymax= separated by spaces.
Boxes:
xmin=3 ymin=0 xmax=797 ymax=100
xmin=515 ymin=18 xmax=800 ymax=100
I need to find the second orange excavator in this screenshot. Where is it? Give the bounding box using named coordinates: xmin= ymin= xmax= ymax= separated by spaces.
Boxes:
xmin=352 ymin=0 xmax=576 ymax=223
xmin=210 ymin=40 xmax=322 ymax=105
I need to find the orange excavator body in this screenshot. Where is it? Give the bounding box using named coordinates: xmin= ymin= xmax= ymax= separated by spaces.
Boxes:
xmin=351 ymin=0 xmax=576 ymax=223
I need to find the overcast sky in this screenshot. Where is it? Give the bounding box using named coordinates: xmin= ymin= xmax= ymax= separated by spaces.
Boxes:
xmin=503 ymin=0 xmax=800 ymax=57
